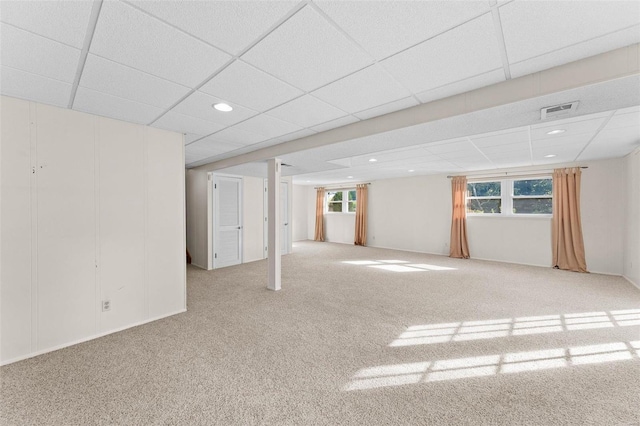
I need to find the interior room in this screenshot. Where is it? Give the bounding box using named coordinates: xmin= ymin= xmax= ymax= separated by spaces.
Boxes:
xmin=1 ymin=1 xmax=639 ymax=424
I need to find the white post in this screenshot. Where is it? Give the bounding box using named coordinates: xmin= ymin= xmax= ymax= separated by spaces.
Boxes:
xmin=267 ymin=158 xmax=281 ymax=291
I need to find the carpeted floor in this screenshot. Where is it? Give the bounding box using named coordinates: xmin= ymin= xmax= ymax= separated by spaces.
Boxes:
xmin=1 ymin=241 xmax=639 ymax=425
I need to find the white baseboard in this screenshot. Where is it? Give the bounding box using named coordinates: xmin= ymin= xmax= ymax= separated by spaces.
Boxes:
xmin=0 ymin=309 xmax=187 ymax=366
xmin=623 ymin=275 xmax=640 ymax=290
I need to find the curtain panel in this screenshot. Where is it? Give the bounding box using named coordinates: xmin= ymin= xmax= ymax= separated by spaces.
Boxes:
xmin=552 ymin=168 xmax=587 ymax=272
xmin=449 ymin=176 xmax=470 ymax=259
xmin=354 ymin=184 xmax=368 ymax=246
xmin=314 ymin=187 xmax=325 ymax=242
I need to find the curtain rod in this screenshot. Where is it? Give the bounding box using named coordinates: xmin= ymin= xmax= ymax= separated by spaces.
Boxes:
xmin=314 ymin=182 xmax=371 ymax=190
xmin=447 ymin=166 xmax=588 ymax=179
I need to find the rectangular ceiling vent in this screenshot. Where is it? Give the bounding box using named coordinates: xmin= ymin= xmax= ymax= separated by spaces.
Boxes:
xmin=541 ymin=101 xmax=579 ymax=120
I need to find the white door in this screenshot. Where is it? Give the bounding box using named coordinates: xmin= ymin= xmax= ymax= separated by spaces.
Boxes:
xmin=214 ymin=176 xmax=242 ymax=268
xmin=280 ymin=182 xmax=289 ymax=255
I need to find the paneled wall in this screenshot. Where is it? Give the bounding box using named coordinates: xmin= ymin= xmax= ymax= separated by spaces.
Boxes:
xmin=0 ymin=96 xmax=186 ymax=365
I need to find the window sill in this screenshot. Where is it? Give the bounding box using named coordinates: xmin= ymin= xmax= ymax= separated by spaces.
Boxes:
xmin=467 ymin=214 xmax=552 ymax=220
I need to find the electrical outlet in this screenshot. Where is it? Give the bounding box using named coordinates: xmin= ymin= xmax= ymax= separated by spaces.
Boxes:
xmin=102 ymin=300 xmax=111 ymax=312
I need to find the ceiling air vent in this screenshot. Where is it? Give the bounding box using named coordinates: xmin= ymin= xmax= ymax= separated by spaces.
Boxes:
xmin=540 ymin=101 xmax=579 ymax=120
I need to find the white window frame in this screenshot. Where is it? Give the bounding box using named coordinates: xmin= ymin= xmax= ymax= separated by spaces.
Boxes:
xmin=325 ymin=189 xmax=357 ymax=214
xmin=467 ymin=176 xmax=552 ymax=218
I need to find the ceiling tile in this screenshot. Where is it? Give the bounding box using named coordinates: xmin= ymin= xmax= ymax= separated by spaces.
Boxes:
xmin=416 ymin=69 xmax=505 ymax=104
xmin=1 ymin=24 xmax=80 ymax=83
xmin=530 ymin=116 xmax=608 ymax=140
xmin=233 ymin=114 xmax=303 ymax=139
xmin=79 ymin=54 xmax=190 ymax=109
xmin=316 ymin=0 xmax=489 ymax=60
xmin=478 ymin=142 xmax=529 ymax=155
xmin=1 ymin=66 xmax=71 ymax=108
xmin=128 ymin=1 xmax=297 ymax=55
xmin=152 ymin=111 xmax=225 ymax=135
xmin=353 ymin=97 xmax=419 ymax=120
xmin=90 ymin=1 xmax=230 ymax=87
xmin=171 ymin=91 xmax=258 ymax=127
xmin=425 ymin=139 xmax=479 ymax=155
xmin=264 ymin=128 xmax=319 ymax=145
xmin=184 ymin=133 xmax=202 ymax=145
xmin=73 ymin=87 xmax=164 ymax=125
xmin=311 ymin=115 xmax=360 ymax=133
xmin=211 ymin=126 xmax=267 ymax=146
xmin=583 ymin=126 xmax=640 ymax=156
xmin=471 ymin=129 xmax=529 ymax=148
xmin=531 ymin=134 xmax=592 ymax=150
xmin=532 ymin=142 xmax=587 ymax=159
xmin=267 ymin=95 xmax=347 ymax=128
xmin=241 ymin=6 xmax=373 ymax=91
xmin=200 ymin=61 xmax=303 ymax=112
xmin=510 ymin=24 xmax=640 ymax=78
xmin=185 ymin=136 xmax=244 ymax=163
xmin=606 ymin=110 xmax=640 ymax=130
xmin=312 ymin=64 xmax=411 ymax=114
xmin=0 ymin=0 xmax=92 ymax=48
xmin=381 ymin=14 xmax=503 ymax=94
xmin=500 ymin=1 xmax=640 ymax=65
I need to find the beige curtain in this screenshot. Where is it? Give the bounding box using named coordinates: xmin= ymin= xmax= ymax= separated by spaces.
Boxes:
xmin=354 ymin=184 xmax=368 ymax=246
xmin=314 ymin=187 xmax=325 ymax=241
xmin=449 ymin=176 xmax=470 ymax=259
xmin=552 ymin=168 xmax=587 ymax=272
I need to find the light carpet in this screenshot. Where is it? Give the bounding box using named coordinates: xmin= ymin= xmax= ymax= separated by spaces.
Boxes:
xmin=1 ymin=241 xmax=639 ymax=425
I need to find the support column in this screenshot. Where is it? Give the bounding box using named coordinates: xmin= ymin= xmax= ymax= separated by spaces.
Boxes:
xmin=267 ymin=158 xmax=281 ymax=291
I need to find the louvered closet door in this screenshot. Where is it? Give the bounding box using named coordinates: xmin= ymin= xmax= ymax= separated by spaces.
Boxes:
xmin=214 ymin=176 xmax=243 ymax=268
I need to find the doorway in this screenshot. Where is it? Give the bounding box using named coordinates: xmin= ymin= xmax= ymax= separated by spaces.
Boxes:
xmin=213 ymin=175 xmax=243 ymax=268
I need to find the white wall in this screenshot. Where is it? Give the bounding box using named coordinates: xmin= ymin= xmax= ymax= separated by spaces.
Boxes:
xmin=299 ymin=158 xmax=627 ymax=274
xmin=0 ymin=97 xmax=186 ymax=365
xmin=624 ymin=148 xmax=640 ymax=287
xmin=244 ymin=176 xmax=266 ymax=263
xmin=292 ymin=184 xmax=309 ymax=241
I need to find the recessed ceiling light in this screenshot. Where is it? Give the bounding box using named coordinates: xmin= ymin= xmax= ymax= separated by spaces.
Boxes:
xmin=213 ymin=103 xmax=233 ymax=112
xmin=369 ymin=158 xmax=377 ymax=162
xmin=347 ymin=176 xmax=353 ymax=179
xmin=544 ymin=154 xmax=557 ymax=158
xmin=408 ymin=169 xmax=415 ymax=172
xmin=546 ymin=129 xmax=565 ymax=135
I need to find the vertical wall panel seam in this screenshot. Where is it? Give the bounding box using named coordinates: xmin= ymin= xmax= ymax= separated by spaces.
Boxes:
xmin=94 ymin=117 xmax=101 ymax=334
xmin=29 ymin=101 xmax=38 ymax=351
xmin=181 ymin=135 xmax=187 ymax=310
xmin=143 ymin=128 xmax=149 ymax=319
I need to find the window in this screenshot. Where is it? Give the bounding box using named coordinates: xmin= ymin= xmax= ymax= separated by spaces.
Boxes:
xmin=326 ymin=190 xmax=356 ymax=213
xmin=466 ymin=177 xmax=552 ymax=216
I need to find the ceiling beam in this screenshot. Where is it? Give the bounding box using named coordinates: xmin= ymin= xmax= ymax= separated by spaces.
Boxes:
xmin=191 ymin=43 xmax=640 ymax=173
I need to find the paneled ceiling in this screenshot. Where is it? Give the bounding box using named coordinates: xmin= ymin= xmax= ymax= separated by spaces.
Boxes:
xmin=1 ymin=0 xmax=639 ymax=183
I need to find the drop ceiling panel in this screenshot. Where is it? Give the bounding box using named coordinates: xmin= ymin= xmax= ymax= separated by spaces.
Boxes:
xmin=479 ymin=142 xmax=529 ymax=155
xmin=510 ymin=24 xmax=640 ymax=78
xmin=316 ymin=0 xmax=490 ymax=60
xmin=532 ymin=142 xmax=586 ymax=159
xmin=312 ymin=64 xmax=411 ymax=114
xmin=90 ymin=1 xmax=230 ymax=87
xmin=171 ymin=91 xmax=258 ymax=127
xmin=499 ymin=0 xmax=640 ymax=65
xmin=0 ymin=1 xmax=92 ymax=48
xmin=184 ymin=133 xmax=202 ymax=145
xmin=1 ymin=24 xmax=80 ymax=83
xmin=199 ymin=61 xmax=303 ymax=112
xmin=152 ymin=111 xmax=225 ymax=135
xmin=210 ymin=126 xmax=266 ymax=146
xmin=380 ymin=14 xmax=503 ymax=94
xmin=79 ymin=54 xmax=190 ymax=109
xmin=416 ymin=69 xmax=506 ymax=104
xmin=353 ymin=97 xmax=419 ymax=120
xmin=268 ymin=128 xmax=318 ymax=144
xmin=1 ymin=66 xmax=71 ymax=108
xmin=586 ymin=125 xmax=640 ymax=151
xmin=471 ymin=129 xmax=529 ymax=148
xmin=530 ymin=117 xmax=608 ymax=141
xmin=606 ymin=110 xmax=640 ymax=129
xmin=185 ymin=137 xmax=244 ymax=164
xmin=128 ymin=0 xmax=297 ymax=55
xmin=267 ymin=95 xmax=347 ymax=128
xmin=73 ymin=87 xmax=164 ymax=125
xmin=531 ymin=134 xmax=593 ymax=150
xmin=241 ymin=6 xmax=373 ymax=91
xmin=233 ymin=114 xmax=303 ymax=139
xmin=311 ymin=115 xmax=360 ymax=133
xmin=425 ymin=139 xmax=479 ymax=155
